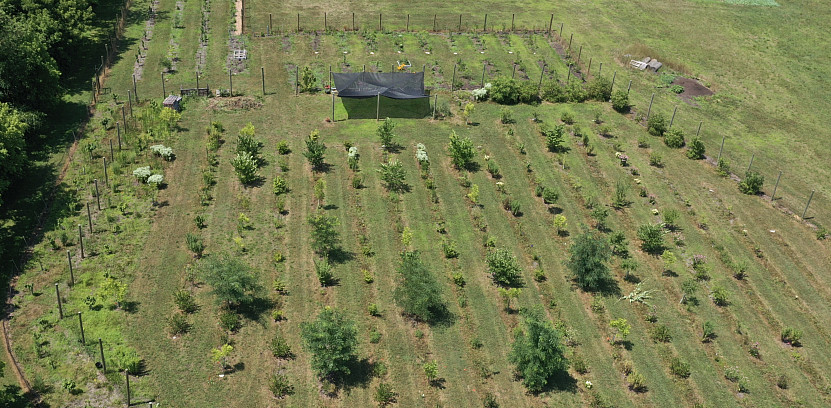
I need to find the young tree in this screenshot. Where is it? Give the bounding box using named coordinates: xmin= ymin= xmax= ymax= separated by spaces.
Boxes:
xmin=314 ymin=179 xmax=326 ymax=207
xmin=377 ymin=118 xmax=396 ymax=149
xmin=661 ymin=250 xmax=678 ymax=274
xmin=637 ymin=224 xmax=664 ymax=254
xmin=611 ymin=90 xmax=630 ymax=113
xmin=739 ymin=171 xmax=764 ymax=195
xmin=543 ymin=124 xmax=566 ymax=153
xmin=300 ymin=307 xmax=359 ymax=380
xmin=235 ymin=123 xmax=261 ymax=160
xmin=303 ymin=130 xmax=327 ymax=169
xmin=211 ymin=343 xmax=234 ymax=373
xmin=610 ymin=318 xmax=631 ymax=344
xmin=423 ymin=361 xmax=439 ymax=384
xmin=201 ymin=255 xmax=260 ymax=308
xmin=393 ymin=251 xmax=448 ymax=323
xmin=231 ymin=152 xmax=261 ymax=184
xmin=377 ymin=160 xmax=408 ymax=192
xmin=499 ymin=287 xmax=522 ymax=312
xmin=686 ymin=137 xmax=706 ymax=160
xmin=553 ymin=214 xmax=568 ymax=236
xmin=509 ymin=309 xmax=569 ymax=392
xmin=487 ymin=248 xmax=523 ymax=287
xmin=647 ymin=112 xmax=667 ymax=136
xmin=308 ymin=211 xmax=340 ymax=256
xmin=567 ymin=232 xmax=612 ymax=292
xmin=0 ymin=103 xmax=28 ymax=207
xmin=462 ymin=102 xmax=475 ymax=125
xmin=300 ymin=66 xmax=317 ymax=92
xmin=447 ymin=130 xmax=476 ymax=170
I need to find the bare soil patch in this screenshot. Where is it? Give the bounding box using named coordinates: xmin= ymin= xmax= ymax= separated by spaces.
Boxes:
xmin=672 ymin=77 xmax=713 ymax=104
xmin=207 ymin=96 xmax=263 ymax=111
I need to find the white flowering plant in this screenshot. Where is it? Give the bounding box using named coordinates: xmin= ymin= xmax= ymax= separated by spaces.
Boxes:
xmin=147 ymin=174 xmax=165 ymax=188
xmin=132 ymin=166 xmax=152 ymax=182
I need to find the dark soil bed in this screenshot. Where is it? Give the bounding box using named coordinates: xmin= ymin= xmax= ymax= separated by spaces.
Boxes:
xmin=672 ymin=77 xmax=713 ymax=104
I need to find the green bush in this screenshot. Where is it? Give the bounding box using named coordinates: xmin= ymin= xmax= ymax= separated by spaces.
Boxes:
xmin=542 ymin=188 xmax=559 ymax=205
xmin=649 ymin=152 xmax=663 ymax=167
xmin=374 ymin=383 xmax=397 ymax=405
xmin=276 ymin=140 xmax=291 ymax=154
xmin=487 ymin=248 xmax=523 ymax=287
xmin=669 ymin=357 xmax=691 ymax=378
xmin=314 ymin=258 xmax=334 ymax=286
xmin=543 ymin=124 xmax=566 ymax=152
xmin=560 ymin=110 xmax=575 ymax=124
xmin=489 ymin=77 xmax=522 ymax=104
xmin=611 ymin=90 xmax=630 ymax=113
xmin=781 ymin=327 xmax=803 ymax=346
xmin=271 ymin=335 xmax=293 ymax=359
xmin=541 ymin=80 xmax=567 ymax=103
xmin=377 ymin=118 xmax=397 ymax=148
xmin=394 ymin=251 xmax=448 ymax=323
xmin=269 ymin=373 xmax=294 ymax=398
xmin=566 ymin=82 xmax=588 ymax=102
xmin=486 ymin=160 xmax=501 ymax=178
xmin=442 ymin=239 xmax=459 ymax=258
xmin=167 ymin=313 xmax=189 ymax=335
xmin=185 ymin=233 xmax=205 ymax=257
xmin=686 ymin=137 xmax=705 ymax=159
xmin=567 ymin=232 xmax=612 ymax=292
xmin=173 ymin=290 xmax=198 ymax=313
xmin=637 ymin=224 xmax=664 ymax=254
xmin=448 ymin=131 xmax=476 ymax=170
xmin=647 ymin=112 xmax=667 ymax=136
xmin=586 ymin=76 xmax=612 ymax=101
xmin=500 ymin=107 xmax=515 ymax=124
xmin=711 ymin=285 xmax=729 ymax=306
xmin=231 ymin=152 xmax=261 ymax=184
xmin=219 ymin=310 xmax=241 ymax=332
xmin=628 ymin=371 xmax=647 ymax=392
xmin=651 ymin=324 xmax=672 ymax=343
xmin=300 ymin=66 xmax=317 ymax=92
xmin=739 ymin=171 xmax=764 ymax=195
xmin=702 ymin=321 xmax=716 ymax=342
xmin=502 ymin=196 xmax=521 ymax=216
xmin=717 ymin=157 xmax=730 ymax=177
xmin=664 ymin=128 xmax=685 ymax=148
xmin=303 ymin=130 xmax=327 ymax=169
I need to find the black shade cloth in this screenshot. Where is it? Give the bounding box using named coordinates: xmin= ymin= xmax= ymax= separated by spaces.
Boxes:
xmin=333 ymin=72 xmax=427 ymax=99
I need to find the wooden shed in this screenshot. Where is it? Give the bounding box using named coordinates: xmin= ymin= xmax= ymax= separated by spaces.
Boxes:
xmin=163 ymin=95 xmax=182 ymax=111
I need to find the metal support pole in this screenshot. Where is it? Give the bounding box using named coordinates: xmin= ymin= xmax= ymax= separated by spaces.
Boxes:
xmin=270 ymin=13 xmax=273 ymax=34
xmin=117 ymin=122 xmax=122 ymax=150
xmin=483 ymin=14 xmax=487 ymax=32
xmin=771 ymin=171 xmax=782 ymax=201
xmin=598 ymin=62 xmax=603 ymax=77
xmin=162 ymin=73 xmax=166 ymax=97
xmin=747 ymin=153 xmax=755 ymax=173
xmin=126 ymin=371 xmax=131 ymax=407
xmin=669 ymin=106 xmax=678 ymax=128
xmin=802 ymin=191 xmax=815 ymax=219
xmin=78 ymin=224 xmax=85 ymax=258
xmin=78 ymin=312 xmax=85 ymax=344
xmin=512 ymin=64 xmax=517 ymax=79
xmin=331 ymin=88 xmax=335 ymax=121
xmin=261 ymin=67 xmax=266 ymax=95
xmin=627 ymin=80 xmax=632 ymax=95
xmin=99 ymin=338 xmax=106 ymax=372
xmin=407 ymin=14 xmax=410 ymax=32
xmin=481 ymin=63 xmax=486 ymax=87
xmin=376 ymin=93 xmax=380 ymax=121
xmin=87 ymin=203 xmax=93 ymax=233
xmin=128 ymin=90 xmax=133 ymax=117
xmin=109 ymin=140 xmax=114 ymax=162
xmin=511 ymin=14 xmax=515 ymax=31
xmin=538 ymin=64 xmax=546 ymax=91
xmin=646 ymin=93 xmax=655 ymax=121
xmin=103 ymin=157 xmax=109 ymax=187
xmin=133 ymin=74 xmax=138 ymax=101
xmin=297 ymin=13 xmax=300 ymax=32
xmin=295 ymin=66 xmax=299 ymax=95
xmin=379 ymin=13 xmax=382 ymax=31
xmin=67 ymin=251 xmax=74 ymax=286
xmin=459 ymin=14 xmax=462 ymax=31
xmin=352 ymin=13 xmax=355 ymax=31
xmin=548 ymin=14 xmax=554 ymax=36
xmin=55 ymin=284 xmax=63 ymax=319
xmin=610 ymin=71 xmax=617 ymax=96
xmin=696 ymin=121 xmax=702 ymax=138
xmin=94 ymin=179 xmax=101 ymax=210
xmin=568 ymin=33 xmax=573 ymax=50
xmin=433 ymin=14 xmax=437 ymax=31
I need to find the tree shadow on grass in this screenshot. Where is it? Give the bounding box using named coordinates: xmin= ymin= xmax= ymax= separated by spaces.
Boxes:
xmin=236 ymin=296 xmax=275 ymax=322
xmin=340 ymin=357 xmax=374 ymax=391
xmin=328 ymin=247 xmax=355 ymax=264
xmin=537 ymin=370 xmax=579 ymax=394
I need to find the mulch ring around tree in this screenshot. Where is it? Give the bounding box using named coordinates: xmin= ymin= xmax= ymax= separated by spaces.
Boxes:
xmin=672 ymin=77 xmax=714 ymax=105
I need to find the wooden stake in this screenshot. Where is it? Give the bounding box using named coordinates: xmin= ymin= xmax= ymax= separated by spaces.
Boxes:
xmin=433 ymin=14 xmax=437 ymax=31
xmin=568 ymin=33 xmax=573 ymax=50
xmin=696 ymin=121 xmax=702 ymax=138
xmin=117 ymin=123 xmax=122 ymax=151
xmin=587 ymin=58 xmax=592 ymax=78
xmin=125 ymin=371 xmax=131 ymax=407
xmin=87 ymin=202 xmax=93 ymax=233
xmin=55 ymin=284 xmax=63 ymax=319
xmin=94 ymin=179 xmax=101 ymax=210
xmin=538 ymin=64 xmax=546 ymax=91
xmin=511 ymin=14 xmax=515 ymax=31
xmin=610 ymin=71 xmax=617 ymax=96
xmin=771 ymin=171 xmax=782 ymax=201
xmin=747 ymin=153 xmax=755 ymax=173
xmin=379 ymin=13 xmax=382 ymax=31
xmin=459 ymin=14 xmax=462 ymax=31
xmin=559 ymin=23 xmax=563 ymax=37
xmin=78 ymin=224 xmax=85 ymax=258
xmin=297 ymin=13 xmax=300 ymax=32
xmin=407 ymin=14 xmax=410 ymax=32
xmin=669 ymin=106 xmax=678 ymax=128
xmin=261 ymin=67 xmax=266 ymax=95
xmin=352 ymin=13 xmax=355 ymax=31
xmin=128 ymin=90 xmax=133 ymax=117
xmin=483 ymin=14 xmax=487 ymax=32
xmin=512 ymin=64 xmax=517 ymax=79
xmin=270 ymin=13 xmax=273 ymax=34
xmin=802 ymin=190 xmax=815 ymax=219
xmin=548 ymin=14 xmax=554 ymax=36
xmin=646 ymin=93 xmax=655 ymax=121
xmin=627 ymin=80 xmax=632 ymax=94
xmin=133 ymin=74 xmax=138 ymax=101
xmin=103 ymin=157 xmax=109 ymax=186
xmin=67 ymin=251 xmax=74 ymax=286
xmin=99 ymin=338 xmax=106 ymax=372
xmin=78 ymin=312 xmax=85 ymax=344
xmin=433 ymin=94 xmax=438 ymax=119
xmin=324 ymin=12 xmax=327 ymax=31
xmin=162 ymin=72 xmax=166 ymax=97
xmin=598 ymin=62 xmax=603 ymax=77
xmin=110 ymin=140 xmax=114 ymax=162
xmin=331 ymin=87 xmax=335 ymax=122
xmin=295 ymin=66 xmax=299 ymax=95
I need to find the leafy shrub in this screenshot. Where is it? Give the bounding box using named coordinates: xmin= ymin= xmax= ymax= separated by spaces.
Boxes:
xmin=500 ymin=107 xmax=515 ymax=124
xmin=567 ymin=232 xmax=612 ymax=292
xmin=502 ymin=196 xmax=521 ymax=216
xmin=566 ymin=82 xmax=588 ymax=102
xmin=560 ymin=111 xmax=575 ymax=124
xmin=651 ymin=324 xmax=672 ymax=343
xmin=509 ymin=310 xmax=569 ymax=392
xmin=486 ymin=160 xmax=501 ymax=178
xmin=272 ymin=176 xmax=289 ymax=195
xmin=147 ymin=174 xmax=165 ymax=188
xmin=231 ymin=152 xmax=260 ymax=184
xmin=276 ymin=140 xmax=291 ymax=154
xmin=554 ymin=214 xmax=568 ymax=236
xmin=738 ymin=171 xmax=764 ymax=195
xmin=711 ymin=285 xmax=729 ymax=306
xmin=649 ymin=152 xmax=663 ymax=167
xmin=302 ymin=130 xmax=327 ymax=169
xmin=669 ymin=357 xmax=691 ymax=378
xmin=487 ymin=248 xmax=523 ymax=287
xmin=314 ymin=258 xmax=334 ymax=286
xmin=543 ymin=124 xmax=567 ymax=152
xmin=701 ymin=321 xmax=716 ymax=342
xmin=167 ymin=313 xmax=189 ymax=335
xmin=300 ymin=307 xmax=358 ymax=380
xmin=299 ymin=66 xmax=317 ymax=92
xmin=378 ymin=160 xmax=408 ymax=192
xmin=150 ymin=144 xmax=176 ymax=161
xmin=686 ymin=137 xmax=705 ymax=159
xmin=271 ymin=335 xmax=293 ymax=359
xmin=628 ymin=371 xmax=647 ymax=392
xmin=781 ymin=327 xmax=803 ymax=346
xmin=662 ymin=208 xmax=680 ymax=229
xmin=377 ymin=118 xmax=397 ymax=148
xmin=394 ymin=251 xmax=448 ymax=323
xmin=738 ymin=376 xmax=750 ymax=393
xmin=542 ymin=188 xmax=559 ymax=205
xmin=219 ymin=310 xmax=241 ymax=332
xmin=609 ymin=231 xmax=628 ymax=257
xmin=586 ymin=76 xmax=612 ymax=101
xmin=368 ymin=303 xmax=380 ymax=317
xmin=442 ymin=239 xmax=459 ymax=258
xmin=664 ymin=128 xmax=685 ymax=148
xmin=637 ymin=224 xmax=664 ymax=254
xmin=374 ymin=383 xmax=397 ymax=405
xmin=269 ymin=373 xmax=294 ymax=398
xmin=611 ymin=90 xmax=629 ymax=113
xmin=776 ymin=374 xmax=789 ymax=389
xmin=716 ymin=157 xmax=730 ymax=177
xmin=724 ymin=366 xmax=740 ymax=382
xmin=541 ymin=80 xmax=567 ymax=103
xmin=489 ymin=77 xmax=522 ymax=104
xmin=637 ymin=136 xmax=650 ymax=148
xmin=448 ymin=131 xmax=476 ymax=170
xmin=132 ymin=166 xmax=151 ymax=182
xmin=185 ymin=233 xmax=205 ymax=257
xmin=174 ymin=290 xmax=198 ymax=313
xmin=647 ymin=112 xmax=667 ymax=136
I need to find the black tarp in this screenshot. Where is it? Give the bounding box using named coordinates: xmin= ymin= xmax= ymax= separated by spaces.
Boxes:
xmin=333 ymin=72 xmax=427 ymax=99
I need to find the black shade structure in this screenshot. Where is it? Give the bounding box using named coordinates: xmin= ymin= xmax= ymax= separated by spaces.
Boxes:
xmin=333 ymin=72 xmax=428 ymax=99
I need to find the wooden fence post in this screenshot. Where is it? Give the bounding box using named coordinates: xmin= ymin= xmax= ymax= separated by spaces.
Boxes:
xmin=103 ymin=157 xmax=109 ymax=186
xmin=78 ymin=224 xmax=85 ymax=258
xmin=627 ymin=80 xmax=632 ymax=94
xmin=669 ymin=106 xmax=678 ymax=128
xmin=94 ymin=179 xmax=101 ymax=210
xmin=483 ymin=14 xmax=487 ymax=32
xmin=78 ymin=312 xmax=85 ymax=344
xmin=126 ymin=371 xmax=131 ymax=407
xmin=511 ymin=14 xmax=515 ymax=31
xmin=133 ymin=74 xmax=138 ymax=101
xmin=771 ymin=171 xmax=782 ymax=201
xmin=646 ymin=93 xmax=655 ymax=121
xmin=568 ymin=33 xmax=573 ymax=50
xmin=55 ymin=284 xmax=63 ymax=319
xmin=433 ymin=14 xmax=437 ymax=31
xmin=99 ymin=338 xmax=106 ymax=372
xmin=261 ymin=67 xmax=266 ymax=95
xmin=459 ymin=14 xmax=462 ymax=31
xmin=67 ymin=251 xmax=74 ymax=286
xmin=433 ymin=94 xmax=438 ymax=119
xmin=512 ymin=64 xmax=517 ymax=79
xmin=229 ymin=70 xmax=233 ymax=96
xmin=161 ymin=72 xmax=166 ymax=97
xmin=295 ymin=66 xmax=299 ymax=95
xmin=802 ymin=190 xmax=815 ymax=219
xmin=87 ymin=203 xmax=93 ymax=233
xmin=117 ymin=122 xmax=122 ymax=151
xmin=548 ymin=14 xmax=554 ymax=36
xmin=747 ymin=153 xmax=755 ymax=173
xmin=587 ymin=58 xmax=592 ymax=78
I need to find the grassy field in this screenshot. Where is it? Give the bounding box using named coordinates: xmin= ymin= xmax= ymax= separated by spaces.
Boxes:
xmin=5 ymin=0 xmax=831 ymax=407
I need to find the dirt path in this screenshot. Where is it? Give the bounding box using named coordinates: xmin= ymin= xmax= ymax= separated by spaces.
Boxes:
xmin=234 ymin=0 xmax=242 ymax=35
